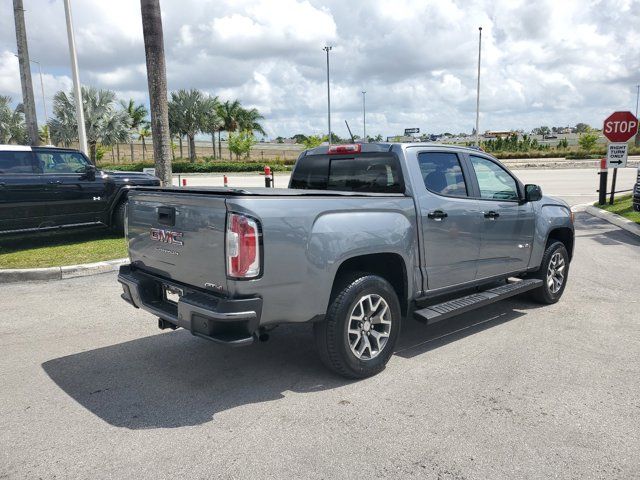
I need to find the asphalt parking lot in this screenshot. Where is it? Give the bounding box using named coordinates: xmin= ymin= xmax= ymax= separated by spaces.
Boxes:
xmin=1 ymin=213 xmax=639 ymax=479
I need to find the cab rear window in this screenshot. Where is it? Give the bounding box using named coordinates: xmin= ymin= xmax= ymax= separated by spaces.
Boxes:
xmin=290 ymin=153 xmax=404 ymax=193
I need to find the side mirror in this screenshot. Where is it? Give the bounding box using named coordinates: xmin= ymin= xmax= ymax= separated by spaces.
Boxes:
xmin=81 ymin=164 xmax=97 ymax=180
xmin=524 ymin=184 xmax=542 ymax=202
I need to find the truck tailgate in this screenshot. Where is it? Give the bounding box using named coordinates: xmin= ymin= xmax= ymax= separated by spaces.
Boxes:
xmin=126 ymin=190 xmax=228 ymax=292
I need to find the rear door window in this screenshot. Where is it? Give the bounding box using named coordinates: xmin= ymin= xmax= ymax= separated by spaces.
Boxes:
xmin=0 ymin=151 xmax=35 ymax=174
xmin=418 ymin=152 xmax=468 ymax=197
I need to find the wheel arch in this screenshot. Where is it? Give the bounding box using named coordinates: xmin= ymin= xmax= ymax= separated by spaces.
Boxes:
xmin=330 ymin=252 xmax=409 ymax=317
xmin=546 ymin=226 xmax=574 ymax=260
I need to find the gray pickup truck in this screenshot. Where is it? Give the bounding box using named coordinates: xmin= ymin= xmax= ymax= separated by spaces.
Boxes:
xmin=118 ymin=143 xmax=574 ymax=378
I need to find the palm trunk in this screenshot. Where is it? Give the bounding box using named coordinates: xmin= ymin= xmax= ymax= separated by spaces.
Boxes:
xmin=116 ymin=143 xmax=120 ymax=161
xmin=89 ymin=141 xmax=97 ymax=162
xmin=130 ymin=142 xmax=134 ymax=162
xmin=142 ymin=137 xmax=146 ymax=162
xmin=211 ymin=132 xmax=216 ymax=159
xmin=218 ymin=131 xmax=222 ymax=159
xmin=141 ymin=0 xmax=172 ymax=185
xmin=13 ymin=0 xmax=40 ymax=146
xmin=179 ymin=136 xmax=183 ymax=158
xmin=188 ymin=134 xmax=196 ymax=162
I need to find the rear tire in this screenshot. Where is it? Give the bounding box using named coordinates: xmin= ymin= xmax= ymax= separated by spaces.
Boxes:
xmin=314 ymin=274 xmax=401 ymax=379
xmin=528 ymin=241 xmax=569 ymax=304
xmin=111 ymin=200 xmax=127 ymax=235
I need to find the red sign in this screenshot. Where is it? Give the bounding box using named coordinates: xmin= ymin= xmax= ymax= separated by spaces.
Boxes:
xmin=603 ymin=111 xmax=638 ymax=142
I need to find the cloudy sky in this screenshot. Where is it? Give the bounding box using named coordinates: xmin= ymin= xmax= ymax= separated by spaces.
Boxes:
xmin=1 ymin=0 xmax=639 ymax=139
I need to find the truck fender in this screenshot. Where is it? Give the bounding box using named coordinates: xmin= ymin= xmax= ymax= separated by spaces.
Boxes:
xmin=306 ymin=210 xmax=417 ymax=314
xmin=529 ymin=203 xmax=574 ymax=269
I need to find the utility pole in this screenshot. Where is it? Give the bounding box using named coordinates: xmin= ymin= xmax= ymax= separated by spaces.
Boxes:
xmin=362 ymin=91 xmax=366 ymax=142
xmin=13 ymin=0 xmax=39 ymax=145
xmin=13 ymin=55 xmax=49 ymax=143
xmin=635 ymin=84 xmax=639 ymax=147
xmin=475 ymin=26 xmax=482 ymax=147
xmin=63 ymin=0 xmax=88 ymax=154
xmin=323 ymin=46 xmax=332 ymax=145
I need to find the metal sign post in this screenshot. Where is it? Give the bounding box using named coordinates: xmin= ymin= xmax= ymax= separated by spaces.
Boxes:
xmin=601 ymin=111 xmax=638 ymax=204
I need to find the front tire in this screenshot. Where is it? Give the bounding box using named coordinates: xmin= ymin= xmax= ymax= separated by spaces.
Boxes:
xmin=529 ymin=241 xmax=570 ymax=304
xmin=111 ymin=200 xmax=127 ymax=235
xmin=314 ymin=274 xmax=401 ymax=379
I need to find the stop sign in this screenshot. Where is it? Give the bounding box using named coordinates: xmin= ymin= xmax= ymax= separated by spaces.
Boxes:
xmin=603 ymin=111 xmax=638 ymax=142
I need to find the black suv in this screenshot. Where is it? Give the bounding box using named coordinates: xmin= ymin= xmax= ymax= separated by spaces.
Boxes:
xmin=0 ymin=145 xmax=160 ymax=234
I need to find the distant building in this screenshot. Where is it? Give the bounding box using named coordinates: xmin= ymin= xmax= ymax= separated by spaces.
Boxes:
xmin=483 ymin=130 xmax=515 ymax=139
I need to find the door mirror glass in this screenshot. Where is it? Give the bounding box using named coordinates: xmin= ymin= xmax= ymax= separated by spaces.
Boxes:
xmin=525 ymin=184 xmax=543 ymax=202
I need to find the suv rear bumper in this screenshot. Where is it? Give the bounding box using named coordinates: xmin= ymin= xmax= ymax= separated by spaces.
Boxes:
xmin=118 ymin=265 xmax=262 ymax=346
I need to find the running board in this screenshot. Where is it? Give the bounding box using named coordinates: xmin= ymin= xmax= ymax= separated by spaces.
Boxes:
xmin=413 ymin=279 xmax=543 ymax=324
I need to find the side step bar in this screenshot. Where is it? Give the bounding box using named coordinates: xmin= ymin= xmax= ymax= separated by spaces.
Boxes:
xmin=413 ymin=278 xmax=543 ymax=324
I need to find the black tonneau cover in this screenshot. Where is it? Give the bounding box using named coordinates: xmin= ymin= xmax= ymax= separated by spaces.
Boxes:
xmin=132 ymin=186 xmax=406 ymax=197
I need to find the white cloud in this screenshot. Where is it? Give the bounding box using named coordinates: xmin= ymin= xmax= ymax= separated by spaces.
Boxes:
xmin=0 ymin=0 xmax=639 ymax=137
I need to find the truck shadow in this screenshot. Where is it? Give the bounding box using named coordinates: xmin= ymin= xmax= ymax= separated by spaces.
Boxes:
xmin=42 ymin=324 xmax=347 ymax=430
xmin=395 ymin=296 xmax=538 ymax=359
xmin=42 ymin=296 xmax=539 ymax=430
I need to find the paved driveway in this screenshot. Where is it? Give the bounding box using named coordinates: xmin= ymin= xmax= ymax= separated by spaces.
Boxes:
xmin=1 ymin=214 xmax=639 ymax=479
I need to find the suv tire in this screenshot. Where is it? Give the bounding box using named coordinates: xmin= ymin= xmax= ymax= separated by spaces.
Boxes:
xmin=112 ymin=200 xmax=127 ymax=235
xmin=314 ymin=274 xmax=401 ymax=379
xmin=529 ymin=241 xmax=569 ymax=304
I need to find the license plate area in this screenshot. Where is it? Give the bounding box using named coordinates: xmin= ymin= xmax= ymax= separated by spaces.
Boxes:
xmin=163 ymin=285 xmax=183 ymax=305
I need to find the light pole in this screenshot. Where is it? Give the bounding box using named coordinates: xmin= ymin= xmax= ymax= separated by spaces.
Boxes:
xmin=635 ymin=84 xmax=639 ymax=147
xmin=362 ymin=90 xmax=366 ymax=142
xmin=63 ymin=0 xmax=87 ymax=155
xmin=323 ymin=46 xmax=332 ymax=145
xmin=475 ymin=26 xmax=482 ymax=146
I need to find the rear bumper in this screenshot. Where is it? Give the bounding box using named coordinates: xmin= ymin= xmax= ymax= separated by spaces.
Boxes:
xmin=117 ymin=265 xmax=262 ymax=346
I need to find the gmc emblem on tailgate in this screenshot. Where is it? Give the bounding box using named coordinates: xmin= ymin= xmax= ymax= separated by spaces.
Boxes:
xmin=150 ymin=228 xmax=184 ymax=246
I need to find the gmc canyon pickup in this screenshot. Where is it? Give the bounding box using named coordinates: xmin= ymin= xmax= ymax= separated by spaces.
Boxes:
xmin=118 ymin=143 xmax=574 ymax=378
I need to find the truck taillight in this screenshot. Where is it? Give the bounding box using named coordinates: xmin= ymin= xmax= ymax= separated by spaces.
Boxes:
xmin=226 ymin=213 xmax=261 ymax=278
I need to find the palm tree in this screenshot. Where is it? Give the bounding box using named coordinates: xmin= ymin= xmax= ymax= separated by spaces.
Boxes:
xmin=48 ymin=86 xmax=130 ymax=161
xmin=217 ymin=100 xmax=242 ymax=160
xmin=169 ymin=89 xmax=207 ymax=162
xmin=168 ymin=97 xmax=186 ymax=158
xmin=0 ymin=95 xmax=27 ymax=144
xmin=140 ymin=0 xmax=172 ymax=185
xmin=237 ymin=107 xmax=266 ymax=136
xmin=138 ymin=126 xmax=151 ymax=161
xmin=202 ymin=96 xmax=221 ymax=158
xmin=121 ymin=99 xmax=148 ymax=160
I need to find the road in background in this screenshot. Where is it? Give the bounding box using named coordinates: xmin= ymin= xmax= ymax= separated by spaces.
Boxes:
xmin=1 ymin=214 xmax=638 ymax=479
xmin=171 ymin=167 xmax=638 ymax=206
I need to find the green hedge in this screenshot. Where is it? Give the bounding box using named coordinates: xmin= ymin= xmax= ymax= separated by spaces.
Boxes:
xmin=99 ymin=161 xmax=294 ymax=173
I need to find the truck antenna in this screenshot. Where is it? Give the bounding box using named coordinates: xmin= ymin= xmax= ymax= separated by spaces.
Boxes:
xmin=344 ymin=120 xmax=355 ymax=143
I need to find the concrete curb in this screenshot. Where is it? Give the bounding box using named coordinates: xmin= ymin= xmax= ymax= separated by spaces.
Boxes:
xmin=583 ymin=205 xmax=640 ymax=238
xmin=0 ymin=258 xmax=128 ymax=284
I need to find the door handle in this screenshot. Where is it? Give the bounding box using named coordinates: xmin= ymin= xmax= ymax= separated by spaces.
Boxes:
xmin=484 ymin=211 xmax=500 ymax=219
xmin=427 ymin=210 xmax=448 ymax=221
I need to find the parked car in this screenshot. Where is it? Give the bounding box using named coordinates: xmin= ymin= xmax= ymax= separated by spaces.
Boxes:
xmin=118 ymin=143 xmax=574 ymax=378
xmin=0 ymin=145 xmax=160 ymax=234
